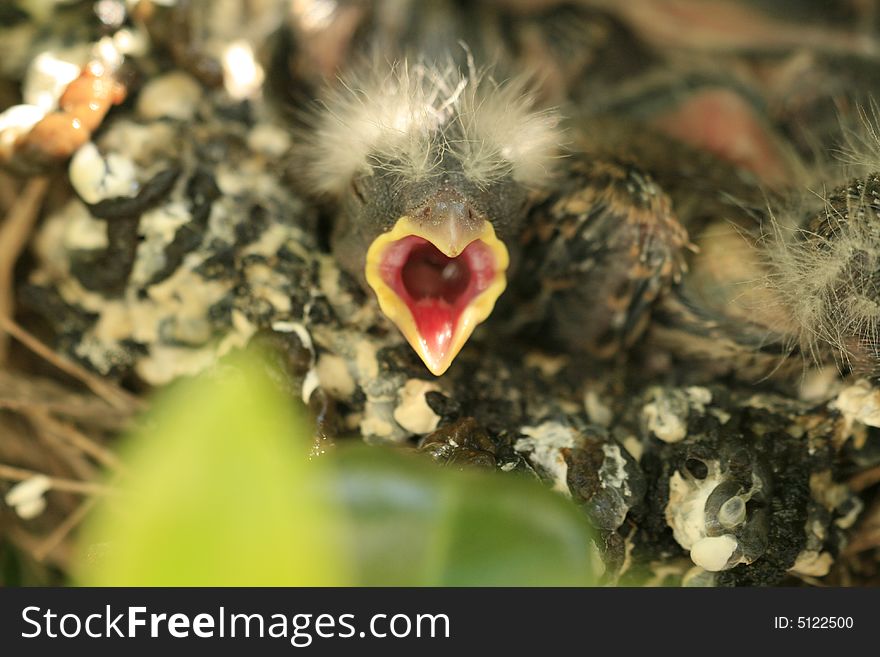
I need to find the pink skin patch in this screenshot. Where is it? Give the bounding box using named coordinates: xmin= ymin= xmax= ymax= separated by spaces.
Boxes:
xmin=379 ymin=236 xmax=497 ymax=360
xmin=651 ymin=89 xmax=792 ymax=188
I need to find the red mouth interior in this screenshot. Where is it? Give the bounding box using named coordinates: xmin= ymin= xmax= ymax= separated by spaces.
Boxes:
xmin=379 ymin=236 xmax=497 ymax=361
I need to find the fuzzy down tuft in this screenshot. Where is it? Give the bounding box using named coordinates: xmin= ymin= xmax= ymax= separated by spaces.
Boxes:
xmin=297 ymin=55 xmax=563 ymax=195
xmin=763 ymin=173 xmax=880 ymax=374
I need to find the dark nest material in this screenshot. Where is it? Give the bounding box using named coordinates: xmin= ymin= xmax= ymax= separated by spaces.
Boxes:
xmin=1 ymin=0 xmax=880 ymax=586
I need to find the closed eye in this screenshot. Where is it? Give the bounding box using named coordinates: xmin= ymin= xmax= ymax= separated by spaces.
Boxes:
xmin=351 ymin=179 xmax=367 ymax=204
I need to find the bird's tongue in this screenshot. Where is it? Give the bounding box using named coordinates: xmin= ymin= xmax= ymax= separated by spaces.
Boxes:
xmin=379 ymin=236 xmax=496 ymax=364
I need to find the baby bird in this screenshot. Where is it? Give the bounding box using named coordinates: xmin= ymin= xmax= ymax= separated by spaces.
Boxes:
xmin=301 ymin=55 xmax=562 ymax=374
xmin=294 ymin=0 xmax=693 ymax=377
xmin=294 ymin=0 xmax=880 ymax=383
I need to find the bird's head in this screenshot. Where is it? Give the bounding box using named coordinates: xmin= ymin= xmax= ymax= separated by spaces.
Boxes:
xmin=302 ymin=58 xmax=561 ymax=375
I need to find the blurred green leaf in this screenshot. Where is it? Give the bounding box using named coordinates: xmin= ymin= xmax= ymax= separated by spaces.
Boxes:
xmin=328 ymin=447 xmax=598 ymax=586
xmin=77 ymin=350 xmax=597 ymax=586
xmin=76 ymin=353 xmax=350 ymax=586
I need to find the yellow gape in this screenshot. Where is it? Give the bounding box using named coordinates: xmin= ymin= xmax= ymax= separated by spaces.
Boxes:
xmin=365 ymin=216 xmax=509 ymax=375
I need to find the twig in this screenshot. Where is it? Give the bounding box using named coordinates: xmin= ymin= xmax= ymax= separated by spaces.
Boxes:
xmin=0 ymin=176 xmax=50 ymax=363
xmin=844 ymin=522 xmax=880 ymax=555
xmin=0 ymin=172 xmax=17 ymax=211
xmin=848 ymin=464 xmax=880 ymax=493
xmin=28 ymin=409 xmax=127 ymax=474
xmin=0 ymin=369 xmax=135 ymax=431
xmin=843 ymin=498 xmax=880 ymax=556
xmin=0 ymin=463 xmax=115 ymax=496
xmin=28 ymin=411 xmax=99 ymax=483
xmin=5 ymin=523 xmax=71 ymax=572
xmin=0 ymin=316 xmax=144 ymax=413
xmin=33 ymin=496 xmax=98 ymax=563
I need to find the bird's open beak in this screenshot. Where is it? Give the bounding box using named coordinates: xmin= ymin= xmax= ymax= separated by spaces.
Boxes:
xmin=365 ymin=216 xmax=509 ymax=375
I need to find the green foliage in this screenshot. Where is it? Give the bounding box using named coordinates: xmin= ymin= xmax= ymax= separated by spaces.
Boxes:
xmin=76 ymin=354 xmax=348 ymax=586
xmin=328 ymin=447 xmax=597 ymax=586
xmin=77 ymin=350 xmax=596 ymax=586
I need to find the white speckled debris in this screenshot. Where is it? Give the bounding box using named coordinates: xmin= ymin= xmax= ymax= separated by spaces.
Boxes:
xmin=248 ymin=123 xmax=292 ymax=158
xmin=69 ymin=142 xmax=139 ymax=204
xmin=620 ymin=434 xmax=643 ymax=461
xmin=583 ymin=388 xmax=613 ymax=427
xmin=642 ymin=386 xmax=713 ymax=443
xmin=316 ymin=352 xmax=356 ymax=398
xmin=690 ymin=535 xmax=739 ymax=572
xmin=642 ymin=388 xmax=688 ymax=443
xmin=360 ymin=403 xmax=398 ymax=442
xmin=666 ymin=468 xmax=724 ymax=549
xmin=23 ymin=48 xmax=86 ymax=111
xmin=355 ymin=340 xmax=380 ymax=380
xmin=4 ymin=474 xmax=52 ymax=520
xmin=136 ymin=71 xmax=203 ymax=121
xmin=393 ymin=378 xmax=441 ymax=435
xmin=29 ymin=98 xmax=318 ymax=386
xmin=271 ymin=321 xmax=314 ymax=353
xmin=600 ymin=443 xmax=630 ymax=497
xmin=665 ymin=462 xmax=762 ymax=572
xmin=515 ymin=421 xmax=576 ymax=494
xmin=0 ymin=104 xmax=45 ymax=160
xmin=685 ymin=386 xmax=712 ymax=410
xmin=830 ymin=379 xmax=880 ymax=429
xmin=222 ymin=40 xmax=264 ymax=100
xmin=789 ymin=550 xmax=833 ymax=577
xmin=48 ymin=198 xmax=108 ymax=251
xmin=307 ymin=323 xmax=411 ymax=444
xmin=523 ymin=351 xmax=568 ymax=377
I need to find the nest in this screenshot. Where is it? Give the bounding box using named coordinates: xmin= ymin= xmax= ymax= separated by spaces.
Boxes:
xmin=1 ymin=0 xmax=880 ymax=586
